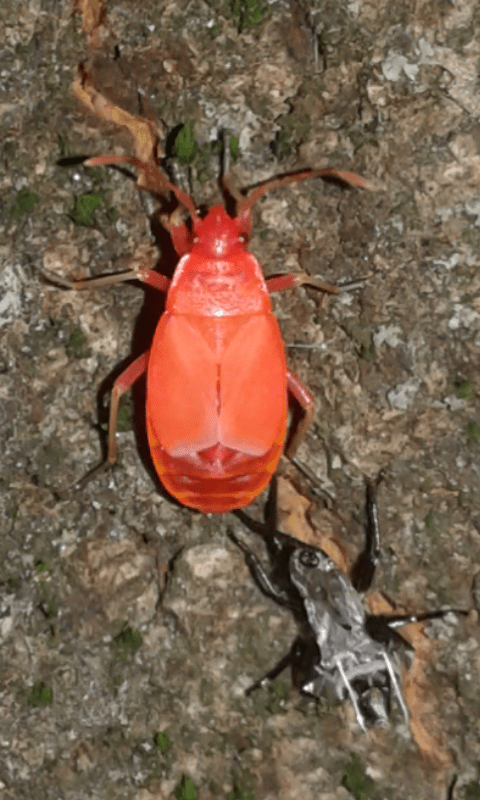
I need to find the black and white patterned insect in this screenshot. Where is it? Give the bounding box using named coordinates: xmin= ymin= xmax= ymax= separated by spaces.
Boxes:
xmin=231 ymin=478 xmax=465 ymax=731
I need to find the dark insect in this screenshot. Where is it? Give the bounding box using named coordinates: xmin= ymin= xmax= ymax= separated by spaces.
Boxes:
xmin=230 ymin=478 xmax=466 ymax=730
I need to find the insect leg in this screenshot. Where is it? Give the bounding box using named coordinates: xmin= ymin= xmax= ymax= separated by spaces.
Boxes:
xmin=161 ymin=208 xmax=194 ymax=256
xmin=40 ymin=268 xmax=141 ymax=291
xmin=42 ymin=268 xmax=170 ymax=292
xmin=107 ymin=351 xmax=150 ymax=465
xmin=245 ymin=650 xmax=294 ymax=696
xmin=41 ymin=244 xmax=170 ymax=293
xmin=228 ymin=530 xmax=292 ymax=607
xmin=350 ymin=475 xmax=383 ymax=593
xmin=266 ymin=272 xmax=339 ymax=296
xmin=380 ymin=652 xmax=409 ymax=722
xmin=285 ymin=369 xmax=316 ymax=458
xmin=235 ymin=482 xmax=297 ymax=568
xmin=71 ymin=351 xmax=150 ymax=491
xmin=333 ymin=656 xmax=367 ymax=732
xmin=382 ymin=608 xmax=470 ymax=631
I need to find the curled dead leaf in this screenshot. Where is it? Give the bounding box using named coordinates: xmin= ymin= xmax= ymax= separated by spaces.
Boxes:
xmin=73 ymin=63 xmax=163 ymax=164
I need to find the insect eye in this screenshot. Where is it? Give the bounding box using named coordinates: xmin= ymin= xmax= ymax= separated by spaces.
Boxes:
xmin=299 ymin=550 xmax=319 ymax=568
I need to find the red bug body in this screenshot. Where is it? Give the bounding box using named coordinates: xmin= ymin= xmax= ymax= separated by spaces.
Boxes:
xmin=146 ymin=205 xmax=287 ymax=512
xmin=51 ymin=153 xmax=371 ymax=513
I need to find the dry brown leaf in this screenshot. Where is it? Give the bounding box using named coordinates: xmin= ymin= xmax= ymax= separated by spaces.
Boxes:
xmin=74 ymin=0 xmax=107 ymax=47
xmin=73 ymin=64 xmax=163 ymax=164
xmin=276 ymin=476 xmax=349 ymax=573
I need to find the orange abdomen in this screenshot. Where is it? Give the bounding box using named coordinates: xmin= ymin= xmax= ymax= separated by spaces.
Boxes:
xmin=146 ymin=310 xmax=287 ymax=511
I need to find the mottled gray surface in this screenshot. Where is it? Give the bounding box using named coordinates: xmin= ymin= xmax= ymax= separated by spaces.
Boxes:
xmin=1 ymin=1 xmax=480 ymax=798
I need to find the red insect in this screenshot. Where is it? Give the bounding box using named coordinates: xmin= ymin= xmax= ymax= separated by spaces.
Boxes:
xmin=52 ymin=153 xmax=370 ymax=512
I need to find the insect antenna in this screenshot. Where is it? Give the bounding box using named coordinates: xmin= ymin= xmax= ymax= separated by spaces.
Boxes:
xmin=236 ymin=168 xmax=376 ymax=239
xmin=219 ymin=129 xmax=245 ymax=218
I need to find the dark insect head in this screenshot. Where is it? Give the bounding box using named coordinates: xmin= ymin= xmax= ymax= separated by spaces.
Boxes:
xmin=298 ymin=549 xmax=320 ymax=569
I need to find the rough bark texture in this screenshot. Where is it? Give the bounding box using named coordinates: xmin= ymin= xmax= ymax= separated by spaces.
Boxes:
xmin=1 ymin=1 xmax=480 ymax=798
